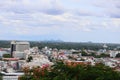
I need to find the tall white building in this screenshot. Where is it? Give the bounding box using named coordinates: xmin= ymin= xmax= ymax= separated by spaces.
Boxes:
xmin=11 ymin=41 xmax=30 ymax=58
xmin=16 ymin=42 xmax=29 ymax=51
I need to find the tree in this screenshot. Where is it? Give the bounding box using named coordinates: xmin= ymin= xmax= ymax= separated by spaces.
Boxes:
xmin=3 ymin=54 xmax=11 ymax=58
xmin=0 ymin=73 xmax=3 ymax=80
xmin=94 ymin=53 xmax=110 ymax=58
xmin=81 ymin=49 xmax=88 ymax=56
xmin=27 ymin=56 xmax=33 ymax=62
xmin=116 ymin=53 xmax=120 ymax=58
xmin=19 ymin=61 xmax=120 ymax=80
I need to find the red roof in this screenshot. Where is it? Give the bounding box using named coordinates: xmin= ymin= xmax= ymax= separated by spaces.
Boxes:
xmin=3 ymin=58 xmax=19 ymax=61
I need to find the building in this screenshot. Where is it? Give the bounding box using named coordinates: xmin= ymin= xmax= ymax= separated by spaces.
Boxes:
xmin=11 ymin=41 xmax=30 ymax=58
xmin=109 ymin=51 xmax=119 ymax=58
xmin=13 ymin=51 xmax=26 ymax=59
xmin=103 ymin=44 xmax=108 ymax=53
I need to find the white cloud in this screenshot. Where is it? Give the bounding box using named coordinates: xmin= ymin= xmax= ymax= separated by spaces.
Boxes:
xmin=0 ymin=0 xmax=64 ymax=15
xmin=0 ymin=0 xmax=120 ymax=42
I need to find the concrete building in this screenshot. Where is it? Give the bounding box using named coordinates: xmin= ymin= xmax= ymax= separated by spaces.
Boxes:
xmin=11 ymin=41 xmax=30 ymax=58
xmin=13 ymin=51 xmax=26 ymax=59
xmin=109 ymin=51 xmax=119 ymax=58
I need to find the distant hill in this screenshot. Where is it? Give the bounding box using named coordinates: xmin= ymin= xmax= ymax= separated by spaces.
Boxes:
xmin=0 ymin=40 xmax=120 ymax=50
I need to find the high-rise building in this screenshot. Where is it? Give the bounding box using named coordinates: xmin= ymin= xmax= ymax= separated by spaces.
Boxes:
xmin=11 ymin=41 xmax=30 ymax=57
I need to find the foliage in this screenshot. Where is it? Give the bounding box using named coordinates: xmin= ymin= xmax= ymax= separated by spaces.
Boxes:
xmin=19 ymin=65 xmax=49 ymax=80
xmin=0 ymin=40 xmax=10 ymax=48
xmin=27 ymin=56 xmax=33 ymax=62
xmin=19 ymin=61 xmax=120 ymax=80
xmin=81 ymin=50 xmax=88 ymax=56
xmin=3 ymin=54 xmax=11 ymax=58
xmin=116 ymin=53 xmax=120 ymax=58
xmin=0 ymin=73 xmax=3 ymax=80
xmin=94 ymin=53 xmax=110 ymax=58
xmin=82 ymin=52 xmax=110 ymax=58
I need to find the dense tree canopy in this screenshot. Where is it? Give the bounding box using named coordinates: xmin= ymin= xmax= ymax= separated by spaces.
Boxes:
xmin=19 ymin=61 xmax=120 ymax=80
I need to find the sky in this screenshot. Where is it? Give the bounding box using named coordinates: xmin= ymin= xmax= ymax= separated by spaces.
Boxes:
xmin=0 ymin=0 xmax=120 ymax=43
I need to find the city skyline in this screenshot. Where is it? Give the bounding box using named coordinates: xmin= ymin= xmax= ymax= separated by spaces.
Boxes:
xmin=0 ymin=0 xmax=120 ymax=43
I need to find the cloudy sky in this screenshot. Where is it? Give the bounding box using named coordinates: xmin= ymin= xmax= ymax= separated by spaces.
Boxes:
xmin=0 ymin=0 xmax=120 ymax=43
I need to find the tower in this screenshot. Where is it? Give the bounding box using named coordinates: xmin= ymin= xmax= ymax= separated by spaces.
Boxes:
xmin=11 ymin=41 xmax=30 ymax=58
xmin=11 ymin=41 xmax=16 ymax=57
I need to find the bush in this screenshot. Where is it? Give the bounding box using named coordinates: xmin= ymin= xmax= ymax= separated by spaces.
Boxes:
xmin=3 ymin=54 xmax=11 ymax=58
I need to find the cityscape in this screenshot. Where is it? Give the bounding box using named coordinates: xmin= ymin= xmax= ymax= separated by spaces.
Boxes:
xmin=0 ymin=0 xmax=120 ymax=80
xmin=0 ymin=41 xmax=119 ymax=80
